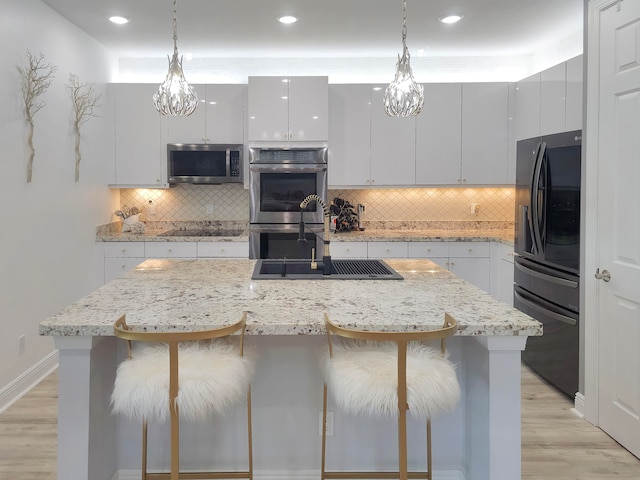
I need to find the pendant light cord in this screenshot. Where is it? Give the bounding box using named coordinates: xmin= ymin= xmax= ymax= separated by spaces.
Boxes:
xmin=401 ymin=0 xmax=408 ymax=52
xmin=172 ymin=0 xmax=179 ymax=56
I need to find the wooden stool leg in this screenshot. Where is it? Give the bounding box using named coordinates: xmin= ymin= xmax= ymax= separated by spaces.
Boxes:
xmin=427 ymin=419 xmax=432 ymax=480
xmin=247 ymin=386 xmax=253 ymax=480
xmin=142 ymin=420 xmax=148 ymax=480
xmin=321 ymin=383 xmax=328 ymax=480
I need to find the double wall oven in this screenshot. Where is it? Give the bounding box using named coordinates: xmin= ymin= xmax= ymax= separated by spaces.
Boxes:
xmin=514 ymin=130 xmax=581 ymax=398
xmin=249 ymin=146 xmax=328 ymax=259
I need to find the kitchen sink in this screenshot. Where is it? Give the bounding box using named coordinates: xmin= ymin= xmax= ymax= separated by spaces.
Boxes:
xmin=252 ymin=259 xmax=403 ymax=280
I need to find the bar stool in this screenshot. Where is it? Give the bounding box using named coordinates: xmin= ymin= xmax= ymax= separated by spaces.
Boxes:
xmin=111 ymin=313 xmax=254 ymax=480
xmin=321 ymin=312 xmax=460 ymax=480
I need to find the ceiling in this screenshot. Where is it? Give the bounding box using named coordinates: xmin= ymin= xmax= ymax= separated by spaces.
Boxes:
xmin=40 ymin=0 xmax=584 ymax=83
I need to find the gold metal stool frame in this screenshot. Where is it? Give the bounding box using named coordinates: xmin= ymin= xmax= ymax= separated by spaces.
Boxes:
xmin=113 ymin=313 xmax=253 ymax=480
xmin=322 ymin=312 xmax=458 ymax=480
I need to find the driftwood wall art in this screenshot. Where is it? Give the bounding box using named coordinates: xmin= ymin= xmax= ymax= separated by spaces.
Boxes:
xmin=16 ymin=51 xmax=57 ymax=183
xmin=66 ymin=73 xmax=101 ymax=182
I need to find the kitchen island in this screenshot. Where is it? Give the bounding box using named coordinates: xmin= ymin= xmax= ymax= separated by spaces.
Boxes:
xmin=40 ymin=258 xmax=540 ymax=480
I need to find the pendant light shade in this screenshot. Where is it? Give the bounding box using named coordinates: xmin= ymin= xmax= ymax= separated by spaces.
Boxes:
xmin=383 ymin=0 xmax=424 ymax=117
xmin=153 ymin=0 xmax=198 ymax=116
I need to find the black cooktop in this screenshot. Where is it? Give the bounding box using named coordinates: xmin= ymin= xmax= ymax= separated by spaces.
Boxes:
xmin=159 ymin=229 xmax=244 ymax=237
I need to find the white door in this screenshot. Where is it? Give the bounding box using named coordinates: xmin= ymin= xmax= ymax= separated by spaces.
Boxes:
xmin=596 ymin=0 xmax=640 ymax=458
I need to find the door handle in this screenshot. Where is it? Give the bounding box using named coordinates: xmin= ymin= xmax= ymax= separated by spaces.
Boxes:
xmin=594 ymin=268 xmax=611 ymax=282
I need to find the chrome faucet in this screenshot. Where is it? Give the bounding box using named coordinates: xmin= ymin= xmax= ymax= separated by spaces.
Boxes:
xmin=299 ymin=194 xmax=332 ymax=275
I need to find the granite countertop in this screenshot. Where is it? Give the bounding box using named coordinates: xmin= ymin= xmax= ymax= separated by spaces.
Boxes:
xmin=96 ymin=221 xmax=514 ymax=245
xmin=39 ymin=259 xmax=540 ymax=338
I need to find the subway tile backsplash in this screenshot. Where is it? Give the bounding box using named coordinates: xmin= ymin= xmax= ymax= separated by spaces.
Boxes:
xmin=119 ymin=185 xmax=515 ymax=223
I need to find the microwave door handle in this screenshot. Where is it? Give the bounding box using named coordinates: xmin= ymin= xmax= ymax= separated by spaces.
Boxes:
xmin=226 ymin=149 xmax=231 ymax=177
xmin=514 ymin=290 xmax=577 ymax=326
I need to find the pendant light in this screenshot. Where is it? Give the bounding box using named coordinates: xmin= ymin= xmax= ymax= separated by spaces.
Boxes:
xmin=383 ymin=0 xmax=424 ymax=117
xmin=152 ymin=0 xmax=198 ymax=116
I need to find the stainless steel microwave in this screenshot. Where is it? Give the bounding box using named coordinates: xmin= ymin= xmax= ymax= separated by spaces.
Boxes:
xmin=167 ymin=144 xmax=243 ymax=184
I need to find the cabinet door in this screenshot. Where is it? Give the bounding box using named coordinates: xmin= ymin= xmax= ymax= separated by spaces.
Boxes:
xmin=416 ymin=84 xmax=462 ymax=185
xmin=515 ymin=73 xmax=541 ymax=141
xmin=448 ymin=257 xmax=491 ymax=292
xmin=540 ymin=63 xmax=566 ymax=135
xmin=205 ymin=84 xmax=245 ymax=144
xmin=164 ymin=84 xmax=207 ymax=144
xmin=461 ymin=83 xmax=509 ymax=184
xmin=565 ymin=55 xmax=583 ymax=132
xmin=328 ymin=85 xmax=371 ymax=186
xmin=105 ymin=257 xmax=144 ymax=283
xmin=289 ymin=77 xmax=328 ymax=141
xmin=370 ymin=87 xmax=416 ymax=186
xmin=112 ymin=84 xmax=165 ymax=187
xmin=248 ymin=76 xmax=289 ymax=141
xmin=490 ymin=242 xmax=514 ymax=305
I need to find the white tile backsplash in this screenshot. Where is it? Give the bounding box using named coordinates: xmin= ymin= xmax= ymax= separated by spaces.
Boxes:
xmin=119 ymin=185 xmax=515 ymax=223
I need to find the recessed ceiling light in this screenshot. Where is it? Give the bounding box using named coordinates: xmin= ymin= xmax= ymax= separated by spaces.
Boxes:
xmin=109 ymin=16 xmax=129 ymax=25
xmin=439 ymin=15 xmax=463 ymax=24
xmin=278 ymin=15 xmax=298 ymax=24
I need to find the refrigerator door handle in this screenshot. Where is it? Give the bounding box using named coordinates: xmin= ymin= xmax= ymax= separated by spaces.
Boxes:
xmin=514 ymin=290 xmax=577 ymax=326
xmin=530 ymin=142 xmax=546 ymax=256
xmin=515 ymin=258 xmax=579 ymax=288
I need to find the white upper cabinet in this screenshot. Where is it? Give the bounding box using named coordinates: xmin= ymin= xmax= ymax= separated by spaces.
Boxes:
xmin=370 ymin=87 xmax=416 ymax=186
xmin=416 ymin=83 xmax=462 ymax=185
xmin=164 ymin=84 xmax=245 ymax=145
xmin=540 ymin=62 xmax=566 ymax=135
xmin=461 ymin=83 xmax=510 ymax=185
xmin=515 ymin=73 xmax=541 ymax=141
xmin=248 ymin=76 xmax=328 ymax=142
xmin=328 ymin=85 xmax=371 ymax=186
xmin=515 ymin=55 xmax=583 ymax=140
xmin=565 ymin=55 xmax=583 ymax=132
xmin=110 ymin=83 xmax=167 ymax=187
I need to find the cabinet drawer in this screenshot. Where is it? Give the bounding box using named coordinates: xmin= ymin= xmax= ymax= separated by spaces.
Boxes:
xmin=407 ymin=242 xmax=449 ymax=258
xmin=103 ymin=242 xmax=145 ymax=258
xmin=145 ymin=242 xmax=197 ymax=258
xmin=367 ymin=241 xmax=408 ymax=258
xmin=330 ymin=242 xmax=367 ymax=259
xmin=197 ymin=242 xmax=249 ymax=258
xmin=448 ymin=242 xmax=490 ymax=258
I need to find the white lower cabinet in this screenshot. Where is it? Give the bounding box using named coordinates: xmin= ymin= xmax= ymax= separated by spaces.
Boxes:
xmin=144 ymin=242 xmax=198 ymax=259
xmin=330 ymin=241 xmax=368 ymax=259
xmin=490 ymin=242 xmax=515 ymax=306
xmin=197 ymin=242 xmax=249 ymax=258
xmin=103 ymin=242 xmax=146 ymax=283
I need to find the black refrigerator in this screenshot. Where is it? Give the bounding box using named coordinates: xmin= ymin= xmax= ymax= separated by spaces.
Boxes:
xmin=514 ymin=130 xmax=581 ymax=398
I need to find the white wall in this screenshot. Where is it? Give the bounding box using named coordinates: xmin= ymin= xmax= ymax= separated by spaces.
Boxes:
xmin=0 ymin=0 xmax=119 ymax=403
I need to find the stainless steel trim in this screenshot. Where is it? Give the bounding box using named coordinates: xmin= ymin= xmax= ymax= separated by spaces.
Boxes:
xmin=515 ymin=257 xmax=578 ymax=288
xmin=514 ymin=290 xmax=577 ymax=326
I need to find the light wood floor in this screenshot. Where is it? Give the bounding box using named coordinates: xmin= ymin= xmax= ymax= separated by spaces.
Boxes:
xmin=1 ymin=366 xmax=639 ymax=479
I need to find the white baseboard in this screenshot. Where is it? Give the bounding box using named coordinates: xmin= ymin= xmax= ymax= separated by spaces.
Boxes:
xmin=115 ymin=469 xmax=464 ymax=480
xmin=0 ymin=350 xmax=58 ymax=413
xmin=572 ymin=392 xmax=586 ymax=419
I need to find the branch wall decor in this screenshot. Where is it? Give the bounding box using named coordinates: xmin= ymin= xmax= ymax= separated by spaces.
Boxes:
xmin=66 ymin=73 xmax=101 ymax=182
xmin=16 ymin=51 xmax=57 ymax=183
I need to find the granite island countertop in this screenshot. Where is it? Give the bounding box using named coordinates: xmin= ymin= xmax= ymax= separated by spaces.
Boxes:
xmin=40 ymin=258 xmax=539 ymax=338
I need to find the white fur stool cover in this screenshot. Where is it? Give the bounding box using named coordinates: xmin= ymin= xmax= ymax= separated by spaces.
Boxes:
xmin=324 ymin=341 xmax=460 ymax=419
xmin=111 ymin=341 xmax=253 ymax=423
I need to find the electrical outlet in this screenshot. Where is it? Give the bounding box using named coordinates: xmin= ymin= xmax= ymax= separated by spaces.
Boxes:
xmin=206 ymin=203 xmax=214 ymax=215
xmin=18 ymin=335 xmax=26 ymax=355
xmin=319 ymin=411 xmax=334 ymax=436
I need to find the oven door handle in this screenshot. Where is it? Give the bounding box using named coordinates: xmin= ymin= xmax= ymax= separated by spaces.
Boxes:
xmin=515 ymin=258 xmax=578 ymax=288
xmin=249 ymin=165 xmax=327 ymax=173
xmin=514 ymin=290 xmax=577 ymax=326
